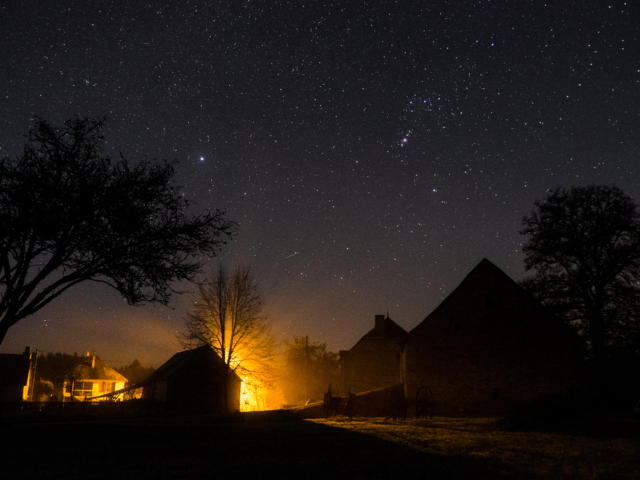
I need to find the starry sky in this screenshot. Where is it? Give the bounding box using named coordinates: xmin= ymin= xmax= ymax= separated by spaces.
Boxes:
xmin=1 ymin=1 xmax=639 ymax=366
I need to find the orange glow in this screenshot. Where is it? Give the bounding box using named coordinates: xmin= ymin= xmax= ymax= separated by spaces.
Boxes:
xmin=240 ymin=376 xmax=266 ymax=412
xmin=229 ymin=344 xmax=272 ymax=411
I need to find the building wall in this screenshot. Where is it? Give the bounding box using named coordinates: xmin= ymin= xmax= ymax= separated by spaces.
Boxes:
xmin=403 ymin=261 xmax=581 ymax=416
xmin=342 ymin=337 xmax=404 ymax=394
xmin=405 ymin=327 xmax=578 ymax=415
xmin=164 ymin=368 xmax=241 ymax=413
xmin=340 ymin=315 xmax=407 ymax=394
xmin=58 ymin=379 xmax=126 ymax=402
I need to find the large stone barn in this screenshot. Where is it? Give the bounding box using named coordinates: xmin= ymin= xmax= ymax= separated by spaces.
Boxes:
xmin=142 ymin=345 xmax=241 ymax=414
xmin=340 ymin=314 xmax=407 ymax=394
xmin=403 ymin=258 xmax=582 ymax=416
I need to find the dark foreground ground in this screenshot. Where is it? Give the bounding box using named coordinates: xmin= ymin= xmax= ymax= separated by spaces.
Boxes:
xmin=1 ymin=411 xmax=638 ymax=479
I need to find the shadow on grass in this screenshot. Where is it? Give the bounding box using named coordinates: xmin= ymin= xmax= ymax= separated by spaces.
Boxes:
xmin=1 ymin=411 xmax=536 ymax=479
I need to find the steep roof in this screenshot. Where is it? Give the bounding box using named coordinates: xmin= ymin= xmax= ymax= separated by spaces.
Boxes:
xmin=149 ymin=345 xmax=241 ymax=384
xmin=409 ymin=257 xmax=572 ymax=339
xmin=349 ymin=316 xmax=407 ymax=352
xmin=71 ymin=356 xmax=127 ymax=383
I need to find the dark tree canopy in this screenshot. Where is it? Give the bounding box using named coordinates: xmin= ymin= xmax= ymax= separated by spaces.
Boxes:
xmin=116 ymin=359 xmax=156 ymax=385
xmin=0 ymin=116 xmax=234 ymax=344
xmin=521 ymin=185 xmax=640 ymax=359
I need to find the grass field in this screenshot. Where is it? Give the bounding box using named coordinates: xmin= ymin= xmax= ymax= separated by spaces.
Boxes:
xmin=1 ymin=412 xmax=638 ymax=479
xmin=313 ymin=416 xmax=640 ymax=479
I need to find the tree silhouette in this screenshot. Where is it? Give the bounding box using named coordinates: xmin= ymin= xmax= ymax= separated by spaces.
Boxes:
xmin=115 ymin=359 xmax=155 ymax=385
xmin=184 ymin=266 xmax=274 ymax=411
xmin=280 ymin=336 xmax=339 ymax=405
xmin=0 ymin=116 xmax=234 ymax=344
xmin=521 ymin=185 xmax=640 ymax=361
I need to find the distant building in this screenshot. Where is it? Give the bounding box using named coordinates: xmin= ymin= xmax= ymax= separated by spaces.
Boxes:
xmin=57 ymin=353 xmax=128 ymax=402
xmin=0 ymin=347 xmax=37 ymax=403
xmin=339 ymin=314 xmax=407 ymax=394
xmin=403 ymin=258 xmax=582 ymax=416
xmin=142 ymin=345 xmax=241 ymax=414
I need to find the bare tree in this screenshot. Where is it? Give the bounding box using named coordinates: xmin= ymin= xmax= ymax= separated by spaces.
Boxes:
xmin=0 ymin=117 xmax=235 ymax=345
xmin=184 ymin=266 xmax=274 ymax=411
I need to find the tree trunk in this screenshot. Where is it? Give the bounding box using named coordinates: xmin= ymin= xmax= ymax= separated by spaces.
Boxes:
xmin=222 ymin=362 xmax=230 ymax=414
xmin=589 ymin=303 xmax=606 ymax=363
xmin=588 ymin=303 xmax=607 ymax=403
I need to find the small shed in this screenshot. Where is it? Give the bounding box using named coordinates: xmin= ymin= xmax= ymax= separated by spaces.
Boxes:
xmin=403 ymin=258 xmax=582 ymax=416
xmin=142 ymin=345 xmax=241 ymax=414
xmin=340 ymin=314 xmax=407 ymax=394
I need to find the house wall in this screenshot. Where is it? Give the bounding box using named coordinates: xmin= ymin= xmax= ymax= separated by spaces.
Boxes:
xmin=58 ymin=379 xmax=125 ymax=402
xmin=89 ymin=380 xmax=125 ymax=400
xmin=342 ymin=337 xmax=404 ymax=394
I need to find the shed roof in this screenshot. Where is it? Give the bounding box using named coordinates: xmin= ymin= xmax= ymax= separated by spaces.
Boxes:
xmin=150 ymin=345 xmax=241 ymax=384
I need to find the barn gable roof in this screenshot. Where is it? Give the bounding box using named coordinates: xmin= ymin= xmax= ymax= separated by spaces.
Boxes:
xmin=409 ymin=257 xmax=573 ymax=340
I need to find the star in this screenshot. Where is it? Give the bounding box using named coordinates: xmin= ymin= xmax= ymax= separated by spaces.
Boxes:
xmin=1 ymin=0 xmax=637 ymax=371
xmin=399 ymin=128 xmax=413 ymax=147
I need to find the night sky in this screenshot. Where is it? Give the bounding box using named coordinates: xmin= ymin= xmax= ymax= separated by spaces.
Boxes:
xmin=1 ymin=1 xmax=639 ymax=366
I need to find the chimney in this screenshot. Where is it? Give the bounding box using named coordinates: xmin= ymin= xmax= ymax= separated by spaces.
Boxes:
xmin=86 ymin=351 xmax=96 ymax=368
xmin=374 ymin=314 xmax=385 ymax=330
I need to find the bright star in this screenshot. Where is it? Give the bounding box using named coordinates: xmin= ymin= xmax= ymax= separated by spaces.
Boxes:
xmin=399 ymin=128 xmax=413 ymax=147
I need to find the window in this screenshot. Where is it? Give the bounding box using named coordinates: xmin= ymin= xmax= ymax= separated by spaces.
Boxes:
xmin=73 ymin=381 xmax=93 ymax=398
